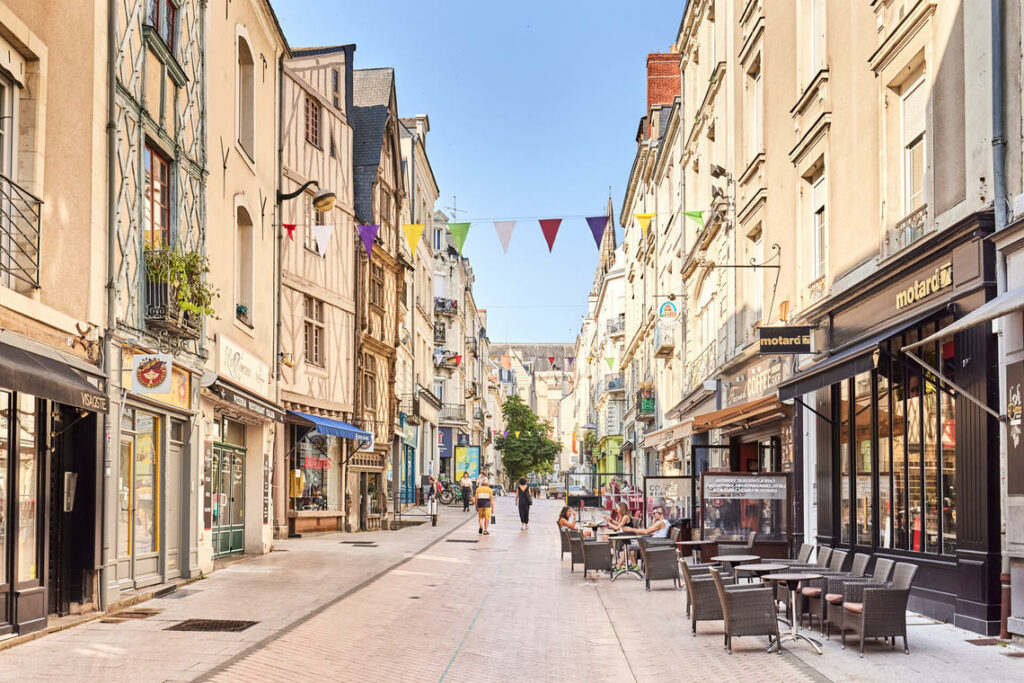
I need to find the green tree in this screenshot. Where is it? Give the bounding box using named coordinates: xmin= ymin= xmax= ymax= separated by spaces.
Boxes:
xmin=494 ymin=395 xmax=561 ymax=481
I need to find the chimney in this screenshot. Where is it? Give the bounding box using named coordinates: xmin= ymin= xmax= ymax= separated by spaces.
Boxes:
xmin=646 ymin=52 xmax=681 ymax=137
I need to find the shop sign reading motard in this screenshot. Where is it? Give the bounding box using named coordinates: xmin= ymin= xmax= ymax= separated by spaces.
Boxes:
xmin=758 ymin=326 xmax=811 ymax=354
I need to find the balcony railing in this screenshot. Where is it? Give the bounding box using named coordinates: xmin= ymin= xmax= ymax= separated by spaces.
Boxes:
xmin=887 ymin=204 xmax=928 ymax=255
xmin=0 ymin=172 xmax=42 ymax=291
xmin=144 ymin=249 xmax=201 ymax=340
xmin=466 ymin=336 xmax=478 ymax=352
xmin=654 ymin=325 xmax=675 ymax=358
xmin=433 ymin=325 xmax=446 ymax=344
xmin=434 ymin=350 xmax=460 ymax=369
xmin=441 ymin=403 xmax=466 ymax=421
xmin=473 ymin=407 xmax=485 ymax=421
xmin=434 ymin=297 xmax=458 ymax=315
xmin=604 ymin=373 xmax=624 ymax=392
xmin=687 ymin=340 xmax=717 ymax=392
xmin=607 ymin=314 xmax=625 ymax=336
xmin=636 ymin=389 xmax=656 ymax=420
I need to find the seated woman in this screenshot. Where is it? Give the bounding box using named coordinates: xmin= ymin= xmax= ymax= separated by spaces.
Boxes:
xmin=604 ymin=501 xmax=634 ymax=531
xmin=557 ymin=506 xmax=593 ymax=538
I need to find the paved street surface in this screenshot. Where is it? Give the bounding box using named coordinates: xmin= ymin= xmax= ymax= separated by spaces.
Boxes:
xmin=0 ymin=499 xmax=1022 ymax=682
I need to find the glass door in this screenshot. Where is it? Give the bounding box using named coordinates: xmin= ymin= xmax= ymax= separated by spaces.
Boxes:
xmin=212 ymin=446 xmax=245 ymax=557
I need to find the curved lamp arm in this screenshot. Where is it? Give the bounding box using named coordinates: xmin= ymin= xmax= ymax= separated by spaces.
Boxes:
xmin=278 ymin=180 xmax=319 ymax=203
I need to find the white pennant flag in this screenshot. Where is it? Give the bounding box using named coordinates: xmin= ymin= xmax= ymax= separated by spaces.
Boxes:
xmin=493 ymin=221 xmax=516 ymax=253
xmin=312 ymin=224 xmax=334 ymax=257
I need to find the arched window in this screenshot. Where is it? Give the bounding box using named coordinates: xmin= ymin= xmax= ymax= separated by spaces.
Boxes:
xmin=237 ymin=37 xmax=255 ymax=158
xmin=236 ymin=206 xmax=254 ymax=324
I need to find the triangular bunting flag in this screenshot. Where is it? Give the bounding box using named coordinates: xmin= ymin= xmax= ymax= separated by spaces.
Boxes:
xmin=282 ymin=224 xmax=296 ymax=241
xmin=313 ymin=224 xmax=336 ymax=257
xmin=448 ymin=222 xmax=471 ymax=254
xmin=514 ymin=431 xmax=521 ymax=438
xmin=504 ymin=430 xmax=508 ymax=438
xmin=356 ymin=224 xmax=379 ymax=258
xmin=454 ymin=354 xmax=462 ymax=367
xmin=684 ymin=210 xmax=705 ymax=230
xmin=494 ymin=221 xmax=516 ymax=253
xmin=606 ymin=357 xmax=615 ymax=370
xmin=402 ymin=224 xmax=424 ymax=258
xmin=567 ymin=357 xmax=575 ymax=365
xmin=539 ymin=219 xmax=562 ymax=252
xmin=585 ymin=216 xmax=608 ymax=249
xmin=634 ymin=212 xmax=656 ymax=235
xmin=548 ymin=356 xmax=555 ymax=365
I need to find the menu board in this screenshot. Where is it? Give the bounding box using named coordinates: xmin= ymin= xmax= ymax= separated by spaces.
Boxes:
xmin=703 ymin=474 xmax=787 ymax=500
xmin=203 ymin=441 xmax=213 ymax=530
xmin=643 ymin=476 xmax=694 ymax=527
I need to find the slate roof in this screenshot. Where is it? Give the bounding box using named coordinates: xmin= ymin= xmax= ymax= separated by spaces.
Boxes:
xmin=352 ymin=68 xmax=395 ymax=224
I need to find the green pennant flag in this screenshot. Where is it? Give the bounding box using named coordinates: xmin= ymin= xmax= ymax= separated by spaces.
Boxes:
xmin=606 ymin=357 xmax=615 ymax=370
xmin=448 ymin=222 xmax=471 ymax=254
xmin=684 ymin=210 xmax=705 ymax=230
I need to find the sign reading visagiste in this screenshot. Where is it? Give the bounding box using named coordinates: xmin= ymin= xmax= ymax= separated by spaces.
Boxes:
xmin=704 ymin=474 xmax=787 ymax=500
xmin=758 ymin=326 xmax=811 ymax=354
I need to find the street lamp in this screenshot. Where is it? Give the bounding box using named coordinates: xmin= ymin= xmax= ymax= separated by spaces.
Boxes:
xmin=278 ymin=180 xmax=336 ymax=213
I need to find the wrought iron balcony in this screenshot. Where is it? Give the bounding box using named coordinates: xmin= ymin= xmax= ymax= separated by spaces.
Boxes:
xmin=474 ymin=407 xmax=485 ymax=421
xmin=604 ymin=373 xmax=624 ymax=392
xmin=433 ymin=350 xmax=461 ymax=369
xmin=144 ymin=249 xmax=201 ymax=340
xmin=887 ymin=204 xmax=929 ymax=255
xmin=0 ymin=172 xmax=42 ymax=291
xmin=654 ymin=325 xmax=675 ymax=358
xmin=433 ymin=325 xmax=446 ymax=344
xmin=441 ymin=403 xmax=466 ymax=421
xmin=687 ymin=340 xmax=717 ymax=392
xmin=434 ymin=297 xmax=458 ymax=315
xmin=607 ymin=314 xmax=625 ymax=337
xmin=636 ymin=389 xmax=656 ymax=421
xmin=465 ymin=336 xmax=478 ymax=352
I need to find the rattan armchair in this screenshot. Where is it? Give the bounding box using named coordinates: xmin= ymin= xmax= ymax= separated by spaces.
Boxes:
xmin=716 ymin=531 xmax=756 ymax=555
xmin=790 ymin=543 xmax=814 ymax=563
xmin=680 ymin=561 xmax=723 ymax=634
xmin=823 ymin=557 xmax=895 ymax=640
xmin=559 ymin=525 xmax=571 ymax=559
xmin=639 ymin=544 xmax=680 ymax=591
xmin=566 ymin=529 xmax=585 ymax=572
xmin=778 ymin=546 xmax=833 ymax=607
xmin=582 ymin=539 xmax=614 ymax=579
xmin=710 ymin=568 xmax=780 ymax=654
xmin=841 ymin=562 xmax=918 ymax=656
xmin=800 ymin=552 xmax=869 ymax=631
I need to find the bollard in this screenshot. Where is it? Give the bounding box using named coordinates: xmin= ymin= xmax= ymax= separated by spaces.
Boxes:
xmin=432 ymin=513 xmax=438 ymax=527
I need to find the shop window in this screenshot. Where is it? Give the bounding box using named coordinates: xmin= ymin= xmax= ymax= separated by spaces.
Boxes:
xmin=877 ymin=366 xmax=893 ymax=548
xmin=0 ymin=392 xmax=7 ymax=585
xmin=854 ymin=372 xmax=873 ymax=546
xmin=906 ymin=340 xmax=924 ymax=552
xmin=838 ymin=381 xmax=851 ymax=544
xmin=143 ymin=143 xmax=172 ymax=248
xmin=237 ymin=36 xmax=255 ymax=158
xmin=133 ymin=412 xmax=160 ymax=554
xmin=303 ymin=295 xmax=325 ymax=366
xmin=922 ymin=327 xmax=939 ymax=554
xmin=289 ymin=425 xmax=329 ymax=511
xmin=940 ymin=338 xmax=957 ymax=555
xmin=891 ymin=352 xmax=909 ymax=549
xmin=222 ymin=417 xmax=246 ymax=447
xmin=304 ymin=94 xmax=321 ymax=148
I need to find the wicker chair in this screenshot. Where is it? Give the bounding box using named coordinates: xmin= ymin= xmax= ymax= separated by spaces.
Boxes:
xmin=582 ymin=539 xmax=614 ymax=579
xmin=567 ymin=529 xmax=586 ymax=572
xmin=790 ymin=543 xmax=814 ymax=563
xmin=680 ymin=559 xmax=733 ymax=615
xmin=823 ymin=557 xmax=895 ymax=640
xmin=639 ymin=544 xmax=680 ymax=591
xmin=841 ymin=562 xmax=918 ymax=656
xmin=716 ymin=531 xmax=756 ymax=555
xmin=710 ymin=568 xmax=780 ymax=654
xmin=777 ymin=546 xmax=833 ymax=611
xmin=559 ymin=525 xmax=571 ymax=559
xmin=680 ymin=561 xmax=723 ymax=634
xmin=795 ymin=548 xmax=849 ymax=626
xmin=800 ymin=552 xmax=869 ymax=631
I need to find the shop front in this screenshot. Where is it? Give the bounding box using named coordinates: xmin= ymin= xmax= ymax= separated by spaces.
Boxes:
xmin=779 ymin=217 xmax=1000 ymax=634
xmin=0 ymin=334 xmax=107 ymax=636
xmin=400 ymin=417 xmax=417 ymax=506
xmin=438 ymin=426 xmax=454 ymax=479
xmin=644 ymin=421 xmax=692 ymax=477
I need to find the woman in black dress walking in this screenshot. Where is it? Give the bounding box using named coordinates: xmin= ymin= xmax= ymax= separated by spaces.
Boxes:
xmin=514 ymin=477 xmax=532 ymax=530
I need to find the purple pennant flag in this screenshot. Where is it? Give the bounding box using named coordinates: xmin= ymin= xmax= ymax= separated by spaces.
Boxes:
xmin=357 ymin=224 xmax=379 ymax=258
xmin=586 ymin=216 xmax=609 ymax=249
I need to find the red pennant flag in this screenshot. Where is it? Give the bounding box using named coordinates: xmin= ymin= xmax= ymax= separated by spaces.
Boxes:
xmin=539 ymin=218 xmax=562 ymax=252
xmin=548 ymin=356 xmax=555 ymax=365
xmin=454 ymin=354 xmax=462 ymax=367
xmin=283 ymin=224 xmax=296 ymax=241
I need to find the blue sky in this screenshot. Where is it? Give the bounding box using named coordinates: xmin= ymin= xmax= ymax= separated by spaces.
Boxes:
xmin=275 ymin=1 xmax=685 ymax=342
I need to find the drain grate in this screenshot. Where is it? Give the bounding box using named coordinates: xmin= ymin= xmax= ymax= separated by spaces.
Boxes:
xmin=340 ymin=541 xmax=376 ymax=545
xmin=165 ymin=619 xmax=258 ymax=633
xmin=966 ymin=638 xmax=1000 ymax=646
xmin=1002 ymin=651 xmax=1024 ymax=658
xmin=446 ymin=539 xmax=479 ymax=544
xmin=158 ymin=589 xmax=199 ymax=600
xmin=115 ymin=608 xmax=162 ymax=619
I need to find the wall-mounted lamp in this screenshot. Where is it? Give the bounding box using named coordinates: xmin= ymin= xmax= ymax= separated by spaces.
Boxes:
xmin=710 ymin=164 xmax=728 ymax=179
xmin=279 ymin=352 xmax=295 ymax=368
xmin=278 ymin=180 xmax=336 ymax=213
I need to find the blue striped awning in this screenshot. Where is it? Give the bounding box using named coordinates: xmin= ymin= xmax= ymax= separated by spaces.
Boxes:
xmin=287 ymin=411 xmax=371 ymax=441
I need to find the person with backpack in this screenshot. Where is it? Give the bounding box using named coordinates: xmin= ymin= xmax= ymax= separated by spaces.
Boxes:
xmin=514 ymin=477 xmax=532 ymax=530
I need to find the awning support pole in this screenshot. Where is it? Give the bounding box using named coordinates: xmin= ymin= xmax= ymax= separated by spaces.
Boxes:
xmin=792 ymin=397 xmax=832 ymax=425
xmin=903 ymin=349 xmax=1004 ymax=422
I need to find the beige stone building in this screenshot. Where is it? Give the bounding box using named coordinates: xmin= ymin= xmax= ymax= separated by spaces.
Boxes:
xmin=198 ymin=0 xmax=287 ymax=567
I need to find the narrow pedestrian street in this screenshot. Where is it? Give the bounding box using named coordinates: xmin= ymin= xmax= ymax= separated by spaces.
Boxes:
xmin=0 ymin=498 xmax=1019 ymax=682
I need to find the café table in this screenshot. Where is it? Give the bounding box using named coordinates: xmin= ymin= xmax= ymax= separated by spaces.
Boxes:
xmin=584 ymin=521 xmax=607 ymax=539
xmin=761 ymin=573 xmax=824 ymax=654
xmin=606 ymin=532 xmax=645 ymax=581
xmin=735 ymin=562 xmax=789 ymax=583
xmin=710 ymin=554 xmax=760 ymax=576
xmin=675 ymin=539 xmax=715 ymax=563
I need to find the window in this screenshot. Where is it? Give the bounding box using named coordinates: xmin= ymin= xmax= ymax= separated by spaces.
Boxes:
xmin=144 ymin=143 xmax=171 ymax=247
xmin=236 ymin=207 xmax=253 ymax=325
xmin=433 ymin=380 xmax=444 ymax=401
xmin=148 ymin=0 xmax=177 ymax=53
xmin=363 ymin=354 xmax=377 ymax=410
xmin=746 ymin=57 xmax=762 ymax=159
xmin=237 ymin=37 xmax=255 ymax=158
xmin=902 ymin=77 xmax=927 ymax=213
xmin=804 ymin=0 xmax=825 ymax=85
xmin=839 ymin=380 xmax=851 ymax=544
xmin=433 ymin=229 xmax=443 ymax=250
xmin=304 ymin=95 xmax=321 ymax=147
xmin=370 ymin=264 xmax=385 ymax=308
xmin=303 ymin=295 xmax=325 ymax=366
xmin=331 ymin=68 xmax=341 ymax=108
xmin=811 ymin=172 xmax=827 ymax=280
xmin=749 ymin=230 xmax=764 ymax=326
xmin=304 ymin=197 xmax=325 ymax=254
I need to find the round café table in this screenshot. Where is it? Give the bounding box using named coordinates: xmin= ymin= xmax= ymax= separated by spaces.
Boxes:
xmin=735 ymin=562 xmax=789 ymax=583
xmin=762 ymin=573 xmax=824 ymax=654
xmin=606 ymin=532 xmax=645 ymax=581
xmin=710 ymin=554 xmax=760 ymax=576
xmin=584 ymin=522 xmax=607 ymax=539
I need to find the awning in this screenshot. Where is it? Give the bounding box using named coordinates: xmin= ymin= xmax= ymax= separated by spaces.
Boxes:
xmin=208 ymin=380 xmax=285 ymax=422
xmin=287 ymin=410 xmax=372 ymax=441
xmin=0 ymin=340 xmax=108 ymax=413
xmin=691 ymin=395 xmax=786 ymax=433
xmin=644 ymin=421 xmax=693 ymax=450
xmin=903 ymin=285 xmax=1024 ymax=351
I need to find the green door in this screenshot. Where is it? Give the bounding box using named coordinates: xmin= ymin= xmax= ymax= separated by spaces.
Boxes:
xmin=212 ymin=446 xmax=245 ymax=557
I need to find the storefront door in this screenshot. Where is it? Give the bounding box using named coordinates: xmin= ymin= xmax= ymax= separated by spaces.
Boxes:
xmin=401 ymin=445 xmax=415 ymax=504
xmin=212 ymin=445 xmax=245 ymax=557
xmin=117 ymin=408 xmax=162 ymax=589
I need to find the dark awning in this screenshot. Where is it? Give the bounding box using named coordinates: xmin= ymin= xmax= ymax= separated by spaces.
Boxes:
xmin=208 ymin=380 xmax=285 ymax=422
xmin=287 ymin=410 xmax=372 ymax=441
xmin=777 ymin=339 xmax=880 ymax=401
xmin=0 ymin=341 xmax=108 ymax=412
xmin=691 ymin=395 xmax=787 ymax=433
xmin=903 ymin=285 xmax=1024 ymax=351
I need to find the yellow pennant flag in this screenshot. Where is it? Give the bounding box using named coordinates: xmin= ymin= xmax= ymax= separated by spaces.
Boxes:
xmin=402 ymin=224 xmax=425 ymax=258
xmin=514 ymin=431 xmax=521 ymax=438
xmin=634 ymin=213 xmax=656 ymax=235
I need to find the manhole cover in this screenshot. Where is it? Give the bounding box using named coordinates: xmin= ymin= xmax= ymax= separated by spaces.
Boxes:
xmin=159 ymin=589 xmax=199 ymax=600
xmin=101 ymin=618 xmax=126 ymax=624
xmin=165 ymin=619 xmax=258 ymax=632
xmin=410 ymin=596 xmax=420 ymax=599
xmin=113 ymin=608 xmax=162 ymax=619
xmin=446 ymin=539 xmax=478 ymax=543
xmin=966 ymin=638 xmax=1000 ymax=646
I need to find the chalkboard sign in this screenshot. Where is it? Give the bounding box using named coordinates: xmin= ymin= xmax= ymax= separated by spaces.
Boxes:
xmin=203 ymin=441 xmax=214 ymax=530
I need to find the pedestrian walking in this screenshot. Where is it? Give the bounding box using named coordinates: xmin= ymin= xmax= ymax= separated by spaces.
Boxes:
xmin=425 ymin=475 xmax=441 ymax=517
xmin=475 ymin=477 xmax=494 ymax=535
xmin=459 ymin=472 xmax=472 ymax=512
xmin=514 ymin=477 xmax=532 ymax=530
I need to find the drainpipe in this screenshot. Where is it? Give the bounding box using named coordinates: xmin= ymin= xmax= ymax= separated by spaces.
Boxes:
xmin=991 ymin=0 xmax=1010 ymax=640
xmin=100 ymin=0 xmax=118 ymax=611
xmin=275 ymin=52 xmax=285 ymax=539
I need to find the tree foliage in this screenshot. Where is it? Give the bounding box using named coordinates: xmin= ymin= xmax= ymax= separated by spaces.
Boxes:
xmin=494 ymin=395 xmax=561 ymax=481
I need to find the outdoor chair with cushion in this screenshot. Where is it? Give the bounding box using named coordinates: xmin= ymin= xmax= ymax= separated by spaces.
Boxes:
xmin=640 ymin=543 xmax=680 ymax=591
xmin=824 ymin=557 xmax=894 ymax=639
xmin=790 ymin=543 xmax=814 ymax=564
xmin=800 ymin=552 xmax=868 ymax=631
xmin=777 ymin=546 xmax=832 ymax=610
xmin=841 ymin=561 xmax=918 ymax=656
xmin=582 ymin=539 xmax=614 ymax=579
xmin=709 ymin=568 xmax=780 ymax=654
xmin=567 ymin=529 xmax=586 ymax=572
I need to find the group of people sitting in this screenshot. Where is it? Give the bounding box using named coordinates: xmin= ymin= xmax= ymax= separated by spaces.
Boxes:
xmin=557 ymin=501 xmax=672 ymax=570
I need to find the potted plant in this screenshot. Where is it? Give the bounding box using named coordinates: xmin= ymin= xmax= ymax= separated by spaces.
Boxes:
xmin=236 ymin=303 xmax=249 ymax=323
xmin=145 ymin=247 xmax=219 ymax=322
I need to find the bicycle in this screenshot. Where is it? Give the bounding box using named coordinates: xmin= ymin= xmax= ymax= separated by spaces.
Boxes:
xmin=438 ymin=479 xmax=464 ymax=506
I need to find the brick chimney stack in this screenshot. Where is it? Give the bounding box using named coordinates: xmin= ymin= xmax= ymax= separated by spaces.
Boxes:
xmin=647 ymin=52 xmax=682 ymax=111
